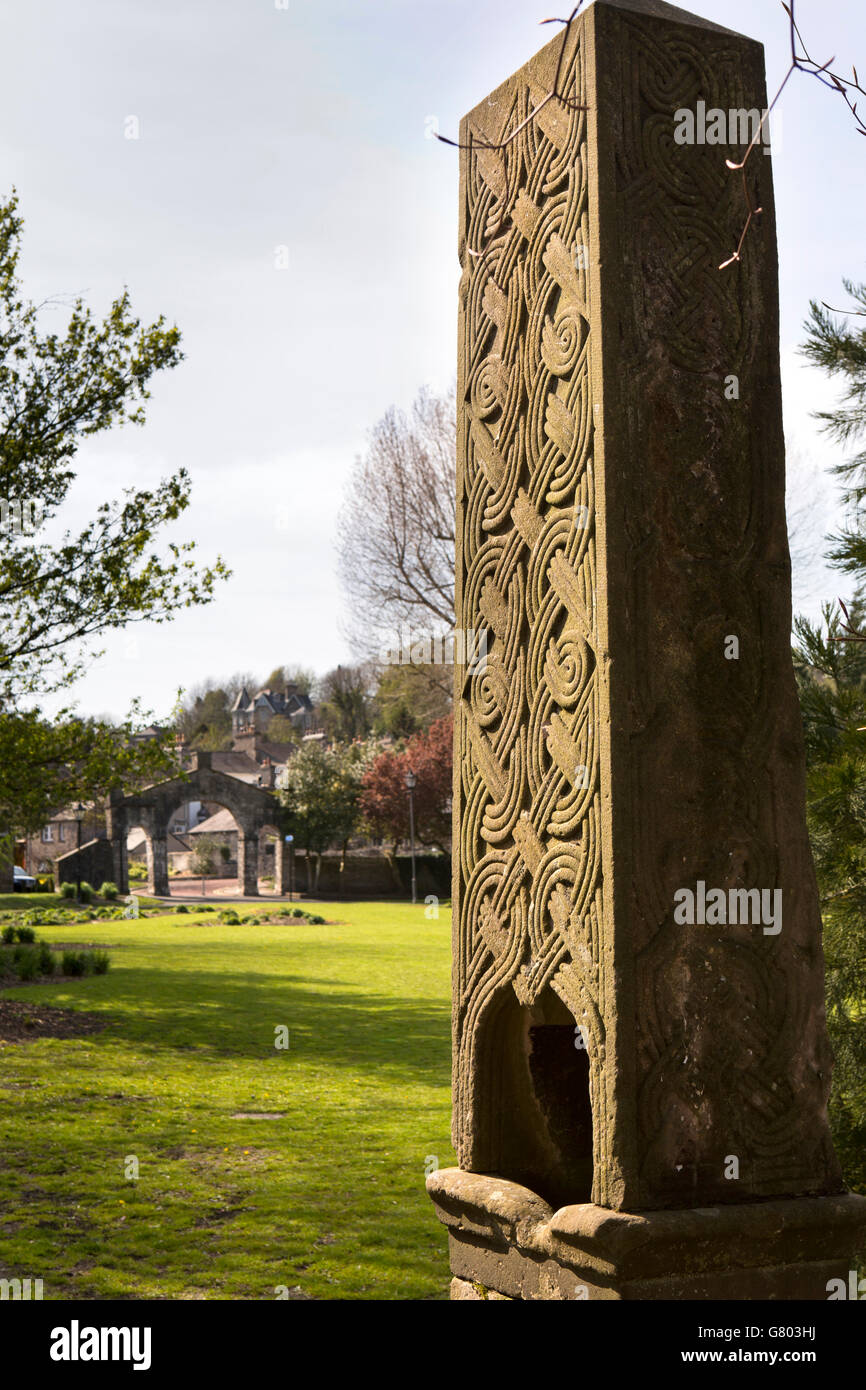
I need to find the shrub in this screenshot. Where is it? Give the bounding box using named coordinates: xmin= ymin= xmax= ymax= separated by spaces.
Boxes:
xmin=59 ymin=882 xmax=75 ymax=899
xmin=61 ymin=950 xmax=90 ymax=977
xmin=14 ymin=925 xmax=36 ymax=943
xmin=78 ymin=882 xmax=94 ymax=904
xmin=13 ymin=945 xmax=41 ymax=981
xmin=217 ymin=909 xmax=240 ymax=924
xmin=128 ymin=862 xmax=147 ymax=882
xmin=309 ymin=914 xmax=326 ymax=924
xmin=1 ymin=924 xmax=15 ymax=944
xmin=100 ymin=881 xmax=119 ymax=901
xmin=36 ymin=875 xmax=54 ymax=893
xmin=91 ymin=951 xmax=110 ymax=975
xmin=37 ymin=942 xmax=55 ymax=976
xmin=174 ymin=905 xmax=189 ymax=914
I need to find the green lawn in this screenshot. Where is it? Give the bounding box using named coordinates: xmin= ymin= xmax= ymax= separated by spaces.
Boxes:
xmin=0 ymin=893 xmax=69 ymax=912
xmin=0 ymin=900 xmax=455 ymax=1300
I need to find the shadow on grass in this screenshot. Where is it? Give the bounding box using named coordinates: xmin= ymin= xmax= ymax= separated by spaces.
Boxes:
xmin=26 ymin=966 xmax=452 ymax=1084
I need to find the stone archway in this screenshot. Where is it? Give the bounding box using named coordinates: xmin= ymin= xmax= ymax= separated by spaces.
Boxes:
xmin=106 ymin=751 xmax=287 ymax=897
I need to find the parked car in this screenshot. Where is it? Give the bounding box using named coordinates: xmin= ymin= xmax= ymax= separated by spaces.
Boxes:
xmin=13 ymin=866 xmax=37 ymax=892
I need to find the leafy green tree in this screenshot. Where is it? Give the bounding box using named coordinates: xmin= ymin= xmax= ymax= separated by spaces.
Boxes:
xmin=372 ymin=661 xmax=451 ymax=738
xmin=0 ymin=190 xmax=228 ymax=703
xmin=0 ymin=705 xmax=184 ymax=884
xmin=260 ymin=713 xmax=301 ymax=746
xmin=177 ymin=687 xmax=233 ymax=750
xmin=277 ymin=741 xmax=367 ymax=891
xmin=191 ymin=834 xmax=222 ymax=878
xmin=0 ymin=190 xmax=228 ymax=886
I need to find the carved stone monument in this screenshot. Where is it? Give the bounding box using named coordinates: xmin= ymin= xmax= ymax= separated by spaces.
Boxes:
xmin=427 ymin=0 xmax=866 ymax=1299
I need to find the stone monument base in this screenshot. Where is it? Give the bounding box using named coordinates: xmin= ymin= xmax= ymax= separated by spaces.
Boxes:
xmin=427 ymin=1169 xmax=866 ymax=1301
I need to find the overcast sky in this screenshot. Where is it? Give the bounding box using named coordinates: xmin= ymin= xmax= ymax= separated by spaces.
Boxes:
xmin=2 ymin=0 xmax=863 ymax=722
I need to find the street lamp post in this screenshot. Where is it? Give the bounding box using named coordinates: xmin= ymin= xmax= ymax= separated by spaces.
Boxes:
xmin=285 ymin=834 xmax=294 ymax=901
xmin=405 ymin=770 xmax=417 ymax=905
xmin=74 ymin=803 xmax=85 ymax=901
xmin=196 ymin=804 xmax=208 ymax=898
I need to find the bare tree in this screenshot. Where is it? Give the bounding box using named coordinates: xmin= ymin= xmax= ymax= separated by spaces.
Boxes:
xmin=338 ymin=384 xmax=456 ymax=663
xmin=315 ymin=663 xmax=375 ymax=742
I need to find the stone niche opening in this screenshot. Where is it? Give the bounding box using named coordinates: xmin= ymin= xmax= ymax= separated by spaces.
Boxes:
xmin=483 ymin=986 xmax=593 ymax=1211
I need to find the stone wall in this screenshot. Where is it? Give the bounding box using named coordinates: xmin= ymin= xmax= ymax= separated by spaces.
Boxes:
xmin=55 ymin=838 xmax=115 ymax=889
xmin=294 ymin=852 xmax=451 ymax=900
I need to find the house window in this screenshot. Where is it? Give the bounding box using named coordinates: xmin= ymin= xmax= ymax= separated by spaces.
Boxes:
xmin=38 ymin=860 xmax=51 ymax=873
xmin=41 ymin=826 xmax=53 ymax=842
xmin=58 ymin=824 xmax=66 ymax=842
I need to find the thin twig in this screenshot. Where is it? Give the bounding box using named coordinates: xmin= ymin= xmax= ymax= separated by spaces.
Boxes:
xmin=822 ymin=300 xmax=866 ymax=317
xmin=436 ymin=4 xmax=588 ymax=270
xmin=829 ymin=598 xmax=866 ymax=644
xmin=722 ymin=0 xmax=864 ymax=269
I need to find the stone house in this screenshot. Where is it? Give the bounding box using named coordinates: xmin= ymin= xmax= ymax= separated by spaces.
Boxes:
xmin=20 ymin=806 xmax=105 ymax=876
xmin=186 ymin=808 xmax=282 ymax=879
xmin=231 ymin=683 xmax=314 ymax=739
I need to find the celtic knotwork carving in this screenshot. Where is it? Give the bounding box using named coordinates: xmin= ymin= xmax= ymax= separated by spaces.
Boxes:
xmin=454 ymin=27 xmax=607 ymax=1181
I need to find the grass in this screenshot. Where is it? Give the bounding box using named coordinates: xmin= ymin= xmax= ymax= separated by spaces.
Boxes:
xmin=0 ymin=893 xmax=65 ymax=912
xmin=0 ymin=899 xmax=455 ymax=1300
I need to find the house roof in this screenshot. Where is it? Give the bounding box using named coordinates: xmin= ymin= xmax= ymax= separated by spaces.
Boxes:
xmin=288 ymin=694 xmax=314 ymax=716
xmin=187 ymin=808 xmax=240 ymax=836
xmin=232 ymin=687 xmax=314 ymax=718
xmin=253 ymin=740 xmax=295 ymax=764
xmin=211 ymin=751 xmax=265 ymax=784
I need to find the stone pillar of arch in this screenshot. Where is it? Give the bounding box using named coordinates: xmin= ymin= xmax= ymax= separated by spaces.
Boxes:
xmin=106 ymin=797 xmax=128 ymax=896
xmin=237 ymin=829 xmax=259 ymax=897
xmin=273 ymin=835 xmax=288 ymax=896
xmin=148 ymin=834 xmax=170 ymax=898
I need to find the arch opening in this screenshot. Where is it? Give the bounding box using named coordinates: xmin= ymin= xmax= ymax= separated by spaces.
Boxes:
xmin=478 ymin=985 xmax=594 ymax=1210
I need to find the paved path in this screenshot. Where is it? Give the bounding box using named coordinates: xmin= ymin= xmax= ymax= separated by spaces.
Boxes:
xmin=139 ymin=877 xmax=306 ymax=905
